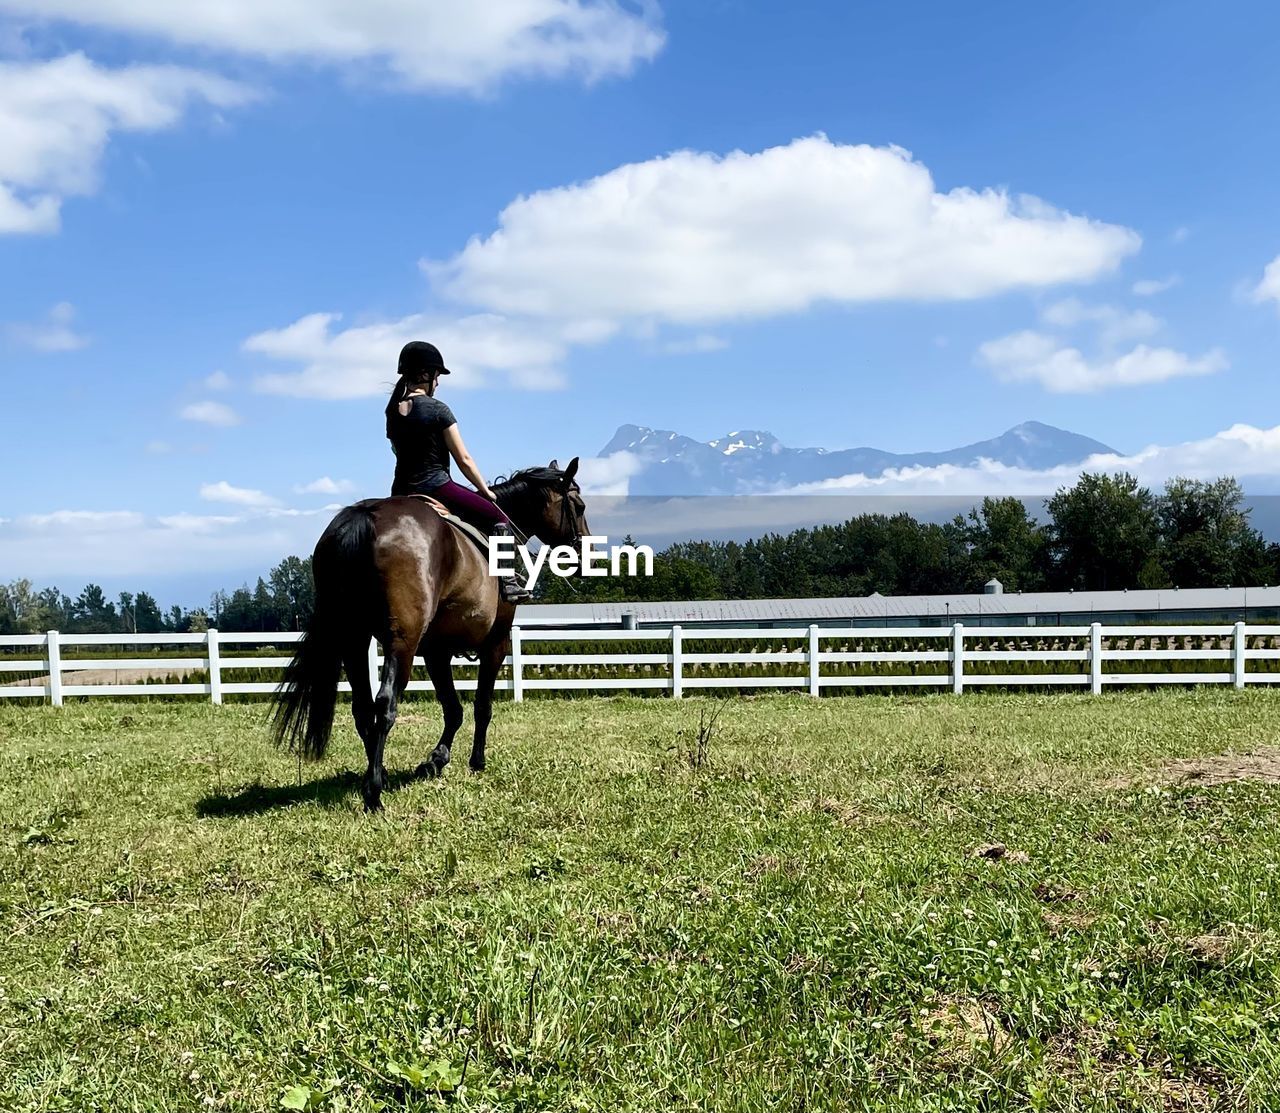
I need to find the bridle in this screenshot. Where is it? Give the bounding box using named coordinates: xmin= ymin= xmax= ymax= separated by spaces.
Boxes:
xmin=491 ymin=473 xmax=583 ymax=598
xmin=558 ymin=482 xmax=584 ymax=547
xmin=498 ymin=471 xmax=584 ymax=549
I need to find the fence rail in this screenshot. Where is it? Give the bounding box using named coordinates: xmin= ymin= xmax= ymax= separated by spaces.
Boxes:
xmin=3 ymin=622 xmax=1280 ymax=705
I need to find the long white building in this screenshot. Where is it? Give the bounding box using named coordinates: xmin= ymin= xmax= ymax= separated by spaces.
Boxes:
xmin=519 ymin=584 xmax=1280 ymax=630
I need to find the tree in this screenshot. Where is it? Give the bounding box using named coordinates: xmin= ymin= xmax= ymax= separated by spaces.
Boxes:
xmin=72 ymin=584 xmax=118 ymax=632
xmin=216 ymin=586 xmax=257 ymax=631
xmin=1045 ymin=473 xmax=1164 ymax=591
xmin=964 ymin=497 xmax=1048 ymax=592
xmin=118 ymin=591 xmax=136 ymax=633
xmin=135 ymin=592 xmax=164 ymax=633
xmin=253 ymin=577 xmax=277 ymax=631
xmin=1158 ymin=477 xmax=1270 ymax=588
xmin=269 ymin=556 xmax=314 ymax=630
xmin=0 ymin=582 xmax=74 ymax=632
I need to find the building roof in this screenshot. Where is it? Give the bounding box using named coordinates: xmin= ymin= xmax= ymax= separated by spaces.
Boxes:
xmin=517 ymin=586 xmax=1280 ymax=627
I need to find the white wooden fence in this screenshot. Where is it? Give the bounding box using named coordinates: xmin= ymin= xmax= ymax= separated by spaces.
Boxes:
xmin=2 ymin=623 xmax=1280 ymax=705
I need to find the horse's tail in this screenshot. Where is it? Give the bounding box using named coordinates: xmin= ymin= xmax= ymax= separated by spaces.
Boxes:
xmin=271 ymin=503 xmax=377 ymax=760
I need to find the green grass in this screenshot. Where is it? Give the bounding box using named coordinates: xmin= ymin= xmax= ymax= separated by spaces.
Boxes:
xmin=3 ymin=691 xmax=1280 ymax=1111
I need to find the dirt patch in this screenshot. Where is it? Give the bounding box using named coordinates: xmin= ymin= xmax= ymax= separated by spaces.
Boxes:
xmin=814 ymin=797 xmax=862 ymax=826
xmin=744 ymin=854 xmax=785 ymax=880
xmin=917 ymin=996 xmax=1013 ymax=1064
xmin=1107 ymin=748 xmax=1280 ymax=789
xmin=1042 ymin=910 xmax=1098 ymax=935
xmin=1141 ymin=924 xmax=1267 ymax=969
xmin=1033 ymin=881 xmax=1083 ymax=904
xmin=1046 ymin=1030 xmax=1237 ymax=1112
xmin=971 ymin=842 xmax=1031 ymax=864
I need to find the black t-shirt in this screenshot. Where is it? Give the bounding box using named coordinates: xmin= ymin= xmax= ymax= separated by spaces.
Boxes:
xmin=388 ymin=396 xmax=457 ymax=494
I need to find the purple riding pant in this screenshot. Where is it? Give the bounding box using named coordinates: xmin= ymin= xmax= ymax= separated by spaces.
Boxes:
xmin=429 ymin=479 xmax=513 ymax=532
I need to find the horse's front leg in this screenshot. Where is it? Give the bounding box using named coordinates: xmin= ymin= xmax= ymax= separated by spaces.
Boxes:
xmin=418 ymin=646 xmax=462 ymax=778
xmin=470 ymin=638 xmax=507 ymax=773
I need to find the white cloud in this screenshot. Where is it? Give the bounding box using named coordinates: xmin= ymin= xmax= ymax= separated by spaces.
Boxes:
xmin=427 ymin=136 xmax=1140 ymax=326
xmin=21 ymin=509 xmax=145 ymax=530
xmin=0 ymin=1 xmax=664 ymax=93
xmin=662 ymin=333 xmax=729 ymax=354
xmin=247 ymin=311 xmax=578 ymax=398
xmin=294 ymin=476 xmax=355 ymax=495
xmin=0 ymin=52 xmax=255 ymax=234
xmin=978 ymin=329 xmax=1227 ymax=393
xmin=1132 ymin=274 xmax=1179 ymax=297
xmin=0 ymin=505 xmax=334 ymax=578
xmin=157 ymin=512 xmax=241 ymax=533
xmin=6 ymin=301 xmax=89 ymax=350
xmin=1039 ymin=298 xmax=1161 ymax=347
xmin=200 ymin=481 xmax=278 ymax=507
xmin=1252 ymin=255 xmax=1280 ymax=312
xmin=180 ymin=400 xmax=241 ymax=427
xmin=204 ymin=370 xmax=231 ymax=390
xmin=785 ymin=422 xmax=1280 ymax=498
xmin=577 ymin=451 xmax=644 ymax=496
xmin=250 ymin=137 xmax=1139 ymax=399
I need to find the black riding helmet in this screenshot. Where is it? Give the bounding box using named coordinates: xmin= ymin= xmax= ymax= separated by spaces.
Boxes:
xmin=398 ymin=340 xmax=451 ymax=377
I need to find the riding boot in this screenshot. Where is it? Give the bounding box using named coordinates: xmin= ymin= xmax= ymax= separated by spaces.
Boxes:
xmin=491 ymin=522 xmax=532 ymax=603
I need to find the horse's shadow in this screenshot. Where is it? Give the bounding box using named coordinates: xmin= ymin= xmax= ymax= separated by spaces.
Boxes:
xmin=195 ymin=767 xmax=427 ymax=818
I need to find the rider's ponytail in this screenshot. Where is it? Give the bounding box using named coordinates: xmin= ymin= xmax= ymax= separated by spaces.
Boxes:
xmin=384 ymin=375 xmax=408 ymax=438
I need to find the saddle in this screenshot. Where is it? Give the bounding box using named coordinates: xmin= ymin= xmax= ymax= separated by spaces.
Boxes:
xmin=407 ymin=494 xmax=493 ymax=554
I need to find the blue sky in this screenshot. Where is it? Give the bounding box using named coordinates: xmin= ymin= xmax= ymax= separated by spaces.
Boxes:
xmin=2 ymin=1 xmax=1280 ymax=602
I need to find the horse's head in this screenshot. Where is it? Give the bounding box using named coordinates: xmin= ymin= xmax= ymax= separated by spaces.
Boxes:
xmin=493 ymin=457 xmax=590 ymax=547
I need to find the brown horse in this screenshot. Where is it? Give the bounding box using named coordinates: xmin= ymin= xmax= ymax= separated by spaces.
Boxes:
xmin=272 ymin=458 xmax=587 ymax=810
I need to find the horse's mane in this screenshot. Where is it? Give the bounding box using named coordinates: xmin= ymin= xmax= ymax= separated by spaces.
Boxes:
xmin=491 ymin=466 xmax=571 ymax=502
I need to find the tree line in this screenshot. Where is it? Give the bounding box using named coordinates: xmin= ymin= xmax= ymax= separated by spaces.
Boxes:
xmin=3 ymin=473 xmax=1277 ymax=633
xmin=0 ymin=556 xmax=314 ymax=636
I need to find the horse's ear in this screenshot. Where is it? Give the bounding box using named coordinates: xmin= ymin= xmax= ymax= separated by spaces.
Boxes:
xmin=563 ymin=457 xmax=579 ymax=483
xmin=548 ymin=458 xmax=559 ymax=470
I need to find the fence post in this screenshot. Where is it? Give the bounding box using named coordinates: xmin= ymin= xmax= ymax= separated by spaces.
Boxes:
xmin=367 ymin=638 xmax=380 ymax=695
xmin=671 ymin=625 xmax=683 ymax=699
xmin=1234 ymin=621 xmax=1247 ymax=689
xmin=511 ymin=625 xmax=524 ymax=703
xmin=208 ymin=628 xmax=223 ymax=705
xmin=951 ymin=623 xmax=964 ymax=695
xmin=1090 ymin=622 xmax=1103 ymax=695
xmin=47 ymin=629 xmax=63 ymax=707
xmin=808 ymin=625 xmax=821 ymax=697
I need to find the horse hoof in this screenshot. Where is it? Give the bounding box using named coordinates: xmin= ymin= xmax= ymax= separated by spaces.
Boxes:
xmin=363 ymin=797 xmax=384 ymax=813
xmin=469 ymin=761 xmax=486 ymax=774
xmin=416 ymin=760 xmax=441 ymax=779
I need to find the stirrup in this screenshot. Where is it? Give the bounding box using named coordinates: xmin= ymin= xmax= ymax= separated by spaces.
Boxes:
xmin=489 ymin=522 xmax=529 ymax=602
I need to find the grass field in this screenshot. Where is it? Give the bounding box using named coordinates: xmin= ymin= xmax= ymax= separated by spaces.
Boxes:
xmin=4 ymin=691 xmax=1280 ymax=1111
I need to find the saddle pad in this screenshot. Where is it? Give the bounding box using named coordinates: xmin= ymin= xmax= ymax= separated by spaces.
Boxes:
xmin=406 ymin=494 xmax=493 ymax=552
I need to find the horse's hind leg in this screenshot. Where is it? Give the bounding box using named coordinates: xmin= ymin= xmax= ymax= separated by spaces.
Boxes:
xmin=341 ymin=638 xmax=382 ymax=809
xmin=358 ymin=636 xmax=415 ymax=810
xmin=418 ymin=647 xmax=462 ymax=778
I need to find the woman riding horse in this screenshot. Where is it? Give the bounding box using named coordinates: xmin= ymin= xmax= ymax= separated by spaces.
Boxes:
xmin=386 ymin=341 xmax=530 ymax=603
xmin=271 ymin=340 xmax=589 ymax=810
